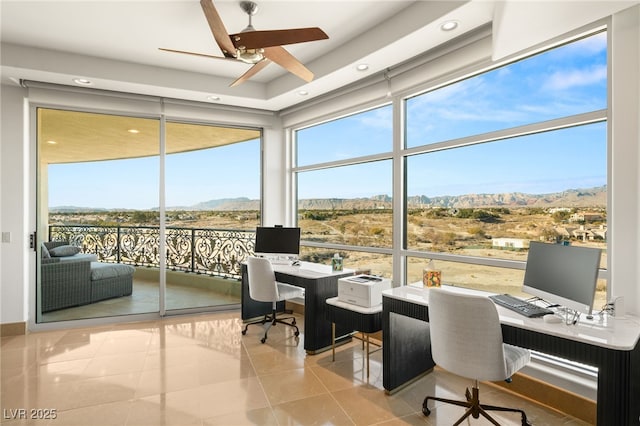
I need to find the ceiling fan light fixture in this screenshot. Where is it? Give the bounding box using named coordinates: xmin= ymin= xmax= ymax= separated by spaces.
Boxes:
xmin=236 ymin=47 xmax=264 ymax=64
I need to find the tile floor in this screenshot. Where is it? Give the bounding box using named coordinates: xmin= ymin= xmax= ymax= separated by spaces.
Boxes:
xmin=1 ymin=311 xmax=591 ymax=425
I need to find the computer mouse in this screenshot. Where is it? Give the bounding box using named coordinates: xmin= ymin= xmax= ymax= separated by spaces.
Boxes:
xmin=543 ymin=314 xmax=562 ymax=324
xmin=291 ymin=260 xmax=300 ymax=266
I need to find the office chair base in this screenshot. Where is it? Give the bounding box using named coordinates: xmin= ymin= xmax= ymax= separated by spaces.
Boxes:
xmin=422 ymin=383 xmax=530 ymax=426
xmin=241 ymin=310 xmax=300 ymax=344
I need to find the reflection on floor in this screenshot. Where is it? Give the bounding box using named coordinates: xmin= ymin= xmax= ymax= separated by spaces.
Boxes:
xmin=2 ymin=311 xmax=590 ymax=425
xmin=41 ymin=278 xmax=240 ymax=322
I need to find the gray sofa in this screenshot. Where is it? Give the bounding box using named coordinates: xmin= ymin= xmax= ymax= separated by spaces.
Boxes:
xmin=41 ymin=241 xmax=135 ymax=312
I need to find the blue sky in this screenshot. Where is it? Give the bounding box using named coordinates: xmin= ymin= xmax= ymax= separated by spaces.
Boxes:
xmin=49 ymin=139 xmax=260 ymax=209
xmin=49 ymin=32 xmax=607 ymax=209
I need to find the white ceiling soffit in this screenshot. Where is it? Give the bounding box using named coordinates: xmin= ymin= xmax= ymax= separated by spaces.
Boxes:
xmin=0 ymin=0 xmax=495 ymax=111
xmin=492 ymin=0 xmax=640 ymax=61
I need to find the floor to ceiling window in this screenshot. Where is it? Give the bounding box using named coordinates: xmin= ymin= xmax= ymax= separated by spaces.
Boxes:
xmin=38 ymin=109 xmax=161 ymax=322
xmin=403 ymin=30 xmax=608 ymax=307
xmin=37 ymin=108 xmax=262 ymax=323
xmin=291 ymin=29 xmax=608 ymax=308
xmin=164 ymin=121 xmax=261 ymax=311
xmin=294 ymin=104 xmax=394 ymax=277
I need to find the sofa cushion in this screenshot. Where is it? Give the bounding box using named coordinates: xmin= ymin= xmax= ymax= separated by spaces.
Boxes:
xmin=41 ymin=243 xmax=51 ymax=259
xmin=90 ymin=262 xmax=135 ymax=281
xmin=58 ymin=253 xmax=99 ymax=263
xmin=49 ymin=245 xmax=81 ymax=257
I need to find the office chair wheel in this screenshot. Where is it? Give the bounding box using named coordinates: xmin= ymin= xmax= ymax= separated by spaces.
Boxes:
xmin=292 ymin=318 xmax=296 ymax=326
xmin=241 ymin=330 xmax=247 ymax=335
xmin=422 ymin=406 xmax=431 ymax=416
xmin=294 ymin=330 xmax=300 ymax=337
xmin=260 ymin=337 xmax=267 ymax=343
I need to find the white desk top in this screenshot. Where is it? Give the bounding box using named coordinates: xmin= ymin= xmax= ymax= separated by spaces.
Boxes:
xmin=383 ymin=284 xmax=640 ymax=351
xmin=272 ymin=261 xmax=354 ymax=279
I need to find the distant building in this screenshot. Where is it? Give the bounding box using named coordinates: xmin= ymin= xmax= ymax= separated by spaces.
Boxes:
xmin=492 ymin=238 xmax=527 ymax=250
xmin=549 ymin=207 xmax=571 ymax=213
xmin=593 ymin=224 xmax=607 ymax=239
xmin=570 ymin=212 xmax=604 ymax=223
xmin=554 ymin=226 xmax=573 ymax=239
xmin=556 ymin=224 xmax=607 ymax=241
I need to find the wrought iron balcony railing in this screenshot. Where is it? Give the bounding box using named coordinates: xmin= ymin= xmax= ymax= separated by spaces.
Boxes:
xmin=48 ymin=224 xmax=255 ymax=280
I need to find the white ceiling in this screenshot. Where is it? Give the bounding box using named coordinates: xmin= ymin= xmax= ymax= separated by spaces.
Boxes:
xmin=0 ymin=0 xmax=497 ymax=111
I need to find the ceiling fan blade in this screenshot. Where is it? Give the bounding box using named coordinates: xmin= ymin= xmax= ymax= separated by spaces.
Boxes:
xmin=263 ymin=46 xmax=314 ymax=82
xmin=230 ymin=60 xmax=271 ymax=87
xmin=200 ymin=0 xmax=237 ymax=57
xmin=158 ymin=47 xmax=230 ymax=61
xmin=230 ymin=27 xmax=329 ymax=49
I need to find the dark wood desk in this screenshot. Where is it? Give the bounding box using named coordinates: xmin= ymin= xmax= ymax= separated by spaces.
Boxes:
xmin=382 ymin=285 xmax=640 ymax=426
xmin=241 ymin=261 xmax=354 ymax=354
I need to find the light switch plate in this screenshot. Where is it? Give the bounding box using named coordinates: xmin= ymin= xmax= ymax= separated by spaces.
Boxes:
xmin=1 ymin=232 xmax=11 ymax=243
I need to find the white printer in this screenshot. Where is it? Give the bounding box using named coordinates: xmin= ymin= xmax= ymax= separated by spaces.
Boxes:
xmin=337 ymin=274 xmax=391 ymax=307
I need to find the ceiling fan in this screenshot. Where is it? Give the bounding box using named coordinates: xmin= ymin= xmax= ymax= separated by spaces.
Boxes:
xmin=160 ymin=0 xmax=329 ymax=87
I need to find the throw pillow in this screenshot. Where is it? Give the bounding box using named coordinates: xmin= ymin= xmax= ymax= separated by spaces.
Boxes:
xmin=41 ymin=243 xmax=51 ymax=259
xmin=49 ymin=245 xmax=81 ymax=257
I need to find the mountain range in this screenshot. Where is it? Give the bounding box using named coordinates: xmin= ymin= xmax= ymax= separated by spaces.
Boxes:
xmin=50 ymin=186 xmax=606 ymax=213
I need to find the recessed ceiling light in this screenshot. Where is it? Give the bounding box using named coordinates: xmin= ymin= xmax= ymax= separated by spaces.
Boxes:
xmin=72 ymin=78 xmax=93 ymax=86
xmin=46 ymin=140 xmax=57 ymax=145
xmin=207 ymin=95 xmax=221 ymax=102
xmin=298 ymin=90 xmax=309 ymax=96
xmin=356 ymin=63 xmax=369 ymax=71
xmin=127 ymin=129 xmax=140 ymax=134
xmin=441 ymin=20 xmax=459 ymax=31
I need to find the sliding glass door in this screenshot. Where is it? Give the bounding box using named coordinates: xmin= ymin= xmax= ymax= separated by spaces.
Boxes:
xmin=36 ymin=108 xmax=262 ymax=322
xmin=163 ymin=121 xmax=261 ymax=312
xmin=37 ymin=108 xmax=161 ymax=322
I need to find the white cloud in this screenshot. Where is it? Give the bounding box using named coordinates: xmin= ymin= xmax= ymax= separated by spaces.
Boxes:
xmin=543 ymin=65 xmax=607 ymax=91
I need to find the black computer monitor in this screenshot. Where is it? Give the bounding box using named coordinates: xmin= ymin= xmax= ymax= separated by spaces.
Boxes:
xmin=254 ymin=226 xmax=301 ymax=257
xmin=522 ymin=241 xmax=602 ymax=315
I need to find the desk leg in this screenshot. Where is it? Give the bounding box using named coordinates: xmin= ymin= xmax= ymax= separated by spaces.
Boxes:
xmin=332 ymin=322 xmax=336 ymax=362
xmin=366 ymin=333 xmax=370 ymax=378
xmin=383 ymin=306 xmax=434 ymax=393
xmin=596 ymin=342 xmax=640 ymax=425
xmin=302 ymin=275 xmax=352 ymax=354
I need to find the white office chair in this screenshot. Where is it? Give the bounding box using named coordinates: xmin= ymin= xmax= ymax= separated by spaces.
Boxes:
xmin=242 ymin=256 xmax=304 ymax=343
xmin=422 ymin=288 xmax=531 ymax=426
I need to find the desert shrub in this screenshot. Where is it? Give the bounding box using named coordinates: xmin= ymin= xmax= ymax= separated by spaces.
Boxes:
xmin=301 ymin=210 xmax=334 ymax=221
xmin=467 ymin=226 xmax=485 ymax=237
xmin=132 ymin=211 xmax=159 ymax=223
xmin=422 ymin=208 xmax=449 ymax=219
xmin=370 ymin=227 xmax=385 ymax=236
xmin=302 ymin=251 xmax=348 ymax=263
xmin=552 ymin=210 xmax=571 ymax=222
xmin=525 ymin=207 xmax=545 ymax=215
xmin=431 ymin=231 xmax=457 ymax=249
